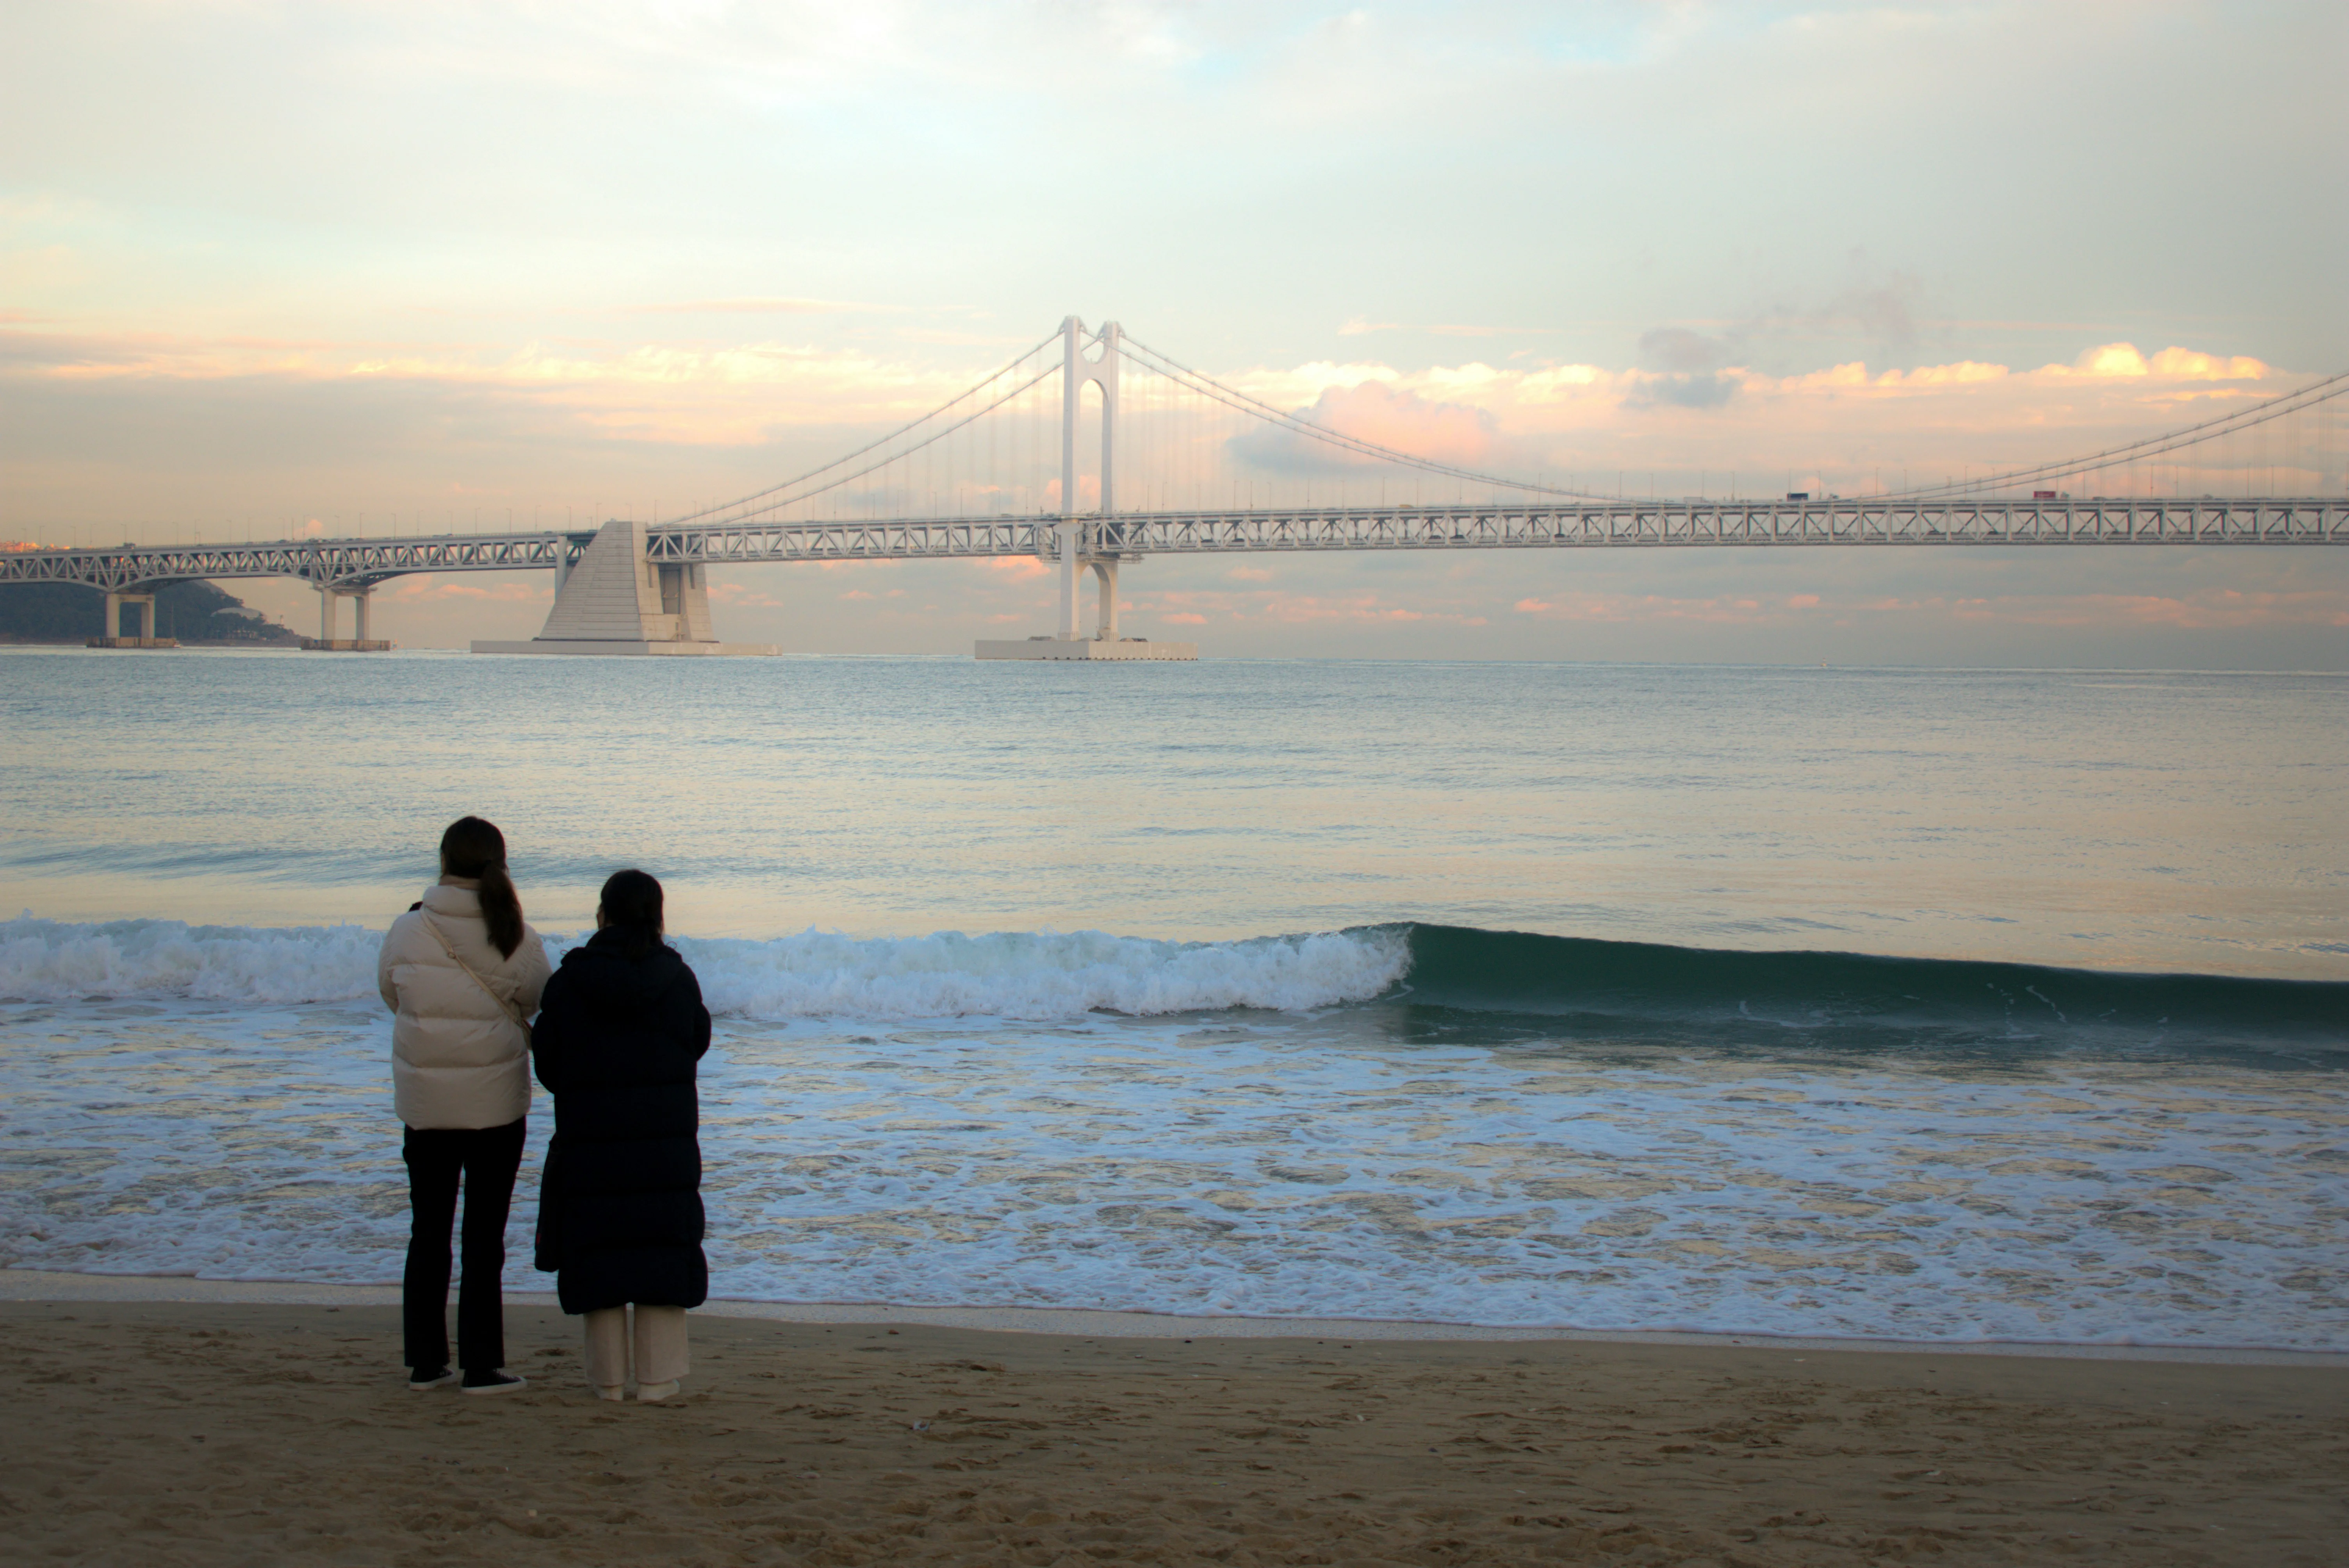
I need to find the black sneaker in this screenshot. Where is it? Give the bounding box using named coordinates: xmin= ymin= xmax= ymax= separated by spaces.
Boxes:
xmin=408 ymin=1366 xmax=459 ymax=1391
xmin=461 ymin=1368 xmax=528 ymax=1396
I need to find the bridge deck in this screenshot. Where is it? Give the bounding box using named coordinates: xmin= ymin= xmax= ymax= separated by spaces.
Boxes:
xmin=7 ymin=498 xmax=2344 ymax=590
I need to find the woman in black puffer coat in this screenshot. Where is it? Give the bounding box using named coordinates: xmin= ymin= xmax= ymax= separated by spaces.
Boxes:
xmin=531 ymin=869 xmax=711 ymax=1402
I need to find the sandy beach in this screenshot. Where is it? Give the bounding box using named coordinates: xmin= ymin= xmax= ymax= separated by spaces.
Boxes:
xmin=4 ymin=1297 xmax=2341 ymax=1566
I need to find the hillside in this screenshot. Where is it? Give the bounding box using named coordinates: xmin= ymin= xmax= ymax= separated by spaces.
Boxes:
xmin=0 ymin=579 xmax=304 ymax=645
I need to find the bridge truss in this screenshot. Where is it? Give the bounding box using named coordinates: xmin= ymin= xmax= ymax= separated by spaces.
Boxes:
xmin=7 ymin=495 xmax=2346 ymax=599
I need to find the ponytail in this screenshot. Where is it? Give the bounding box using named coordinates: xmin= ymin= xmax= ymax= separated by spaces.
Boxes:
xmin=439 ymin=816 xmax=526 ymax=959
xmin=596 ymin=868 xmax=666 ymax=959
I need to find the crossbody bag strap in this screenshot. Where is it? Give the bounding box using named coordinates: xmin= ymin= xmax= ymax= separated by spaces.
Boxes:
xmin=418 ymin=912 xmax=531 ymax=1030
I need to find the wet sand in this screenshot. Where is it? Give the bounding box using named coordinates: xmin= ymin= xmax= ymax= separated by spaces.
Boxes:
xmin=2 ymin=1301 xmax=2342 ymax=1566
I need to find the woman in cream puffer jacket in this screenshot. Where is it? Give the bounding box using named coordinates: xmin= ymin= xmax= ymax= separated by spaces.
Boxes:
xmin=379 ymin=882 xmax=551 ymax=1128
xmin=377 ymin=816 xmax=552 ymax=1395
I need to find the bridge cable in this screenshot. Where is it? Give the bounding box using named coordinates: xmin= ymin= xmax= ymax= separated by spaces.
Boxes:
xmin=1118 ymin=333 xmax=1617 ymax=502
xmin=663 ymin=329 xmax=1063 ymax=526
xmin=663 ymin=362 xmax=1060 ymax=526
xmin=1881 ymin=370 xmax=2349 ymax=500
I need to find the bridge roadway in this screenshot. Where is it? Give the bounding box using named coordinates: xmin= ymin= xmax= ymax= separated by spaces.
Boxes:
xmin=7 ymin=496 xmax=2345 ymax=593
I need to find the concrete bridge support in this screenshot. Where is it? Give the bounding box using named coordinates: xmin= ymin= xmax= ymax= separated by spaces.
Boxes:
xmin=112 ymin=592 xmax=155 ymax=641
xmin=1089 ymin=558 xmax=1119 ymax=640
xmin=304 ymin=584 xmax=390 ymax=650
xmin=1056 ymin=522 xmax=1084 ymax=640
xmin=89 ymin=591 xmax=176 ymax=647
xmin=470 ymin=515 xmax=775 ymax=655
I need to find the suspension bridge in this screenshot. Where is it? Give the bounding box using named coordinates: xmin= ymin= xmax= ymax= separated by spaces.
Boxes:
xmin=6 ymin=317 xmax=2345 ymax=655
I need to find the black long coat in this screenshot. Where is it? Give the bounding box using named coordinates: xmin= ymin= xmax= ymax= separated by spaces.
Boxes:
xmin=530 ymin=930 xmax=713 ymax=1315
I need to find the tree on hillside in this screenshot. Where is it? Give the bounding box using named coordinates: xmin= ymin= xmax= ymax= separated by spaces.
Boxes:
xmin=0 ymin=580 xmax=303 ymax=644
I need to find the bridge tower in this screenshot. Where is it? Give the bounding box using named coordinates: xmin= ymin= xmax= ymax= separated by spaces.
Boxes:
xmin=1057 ymin=315 xmax=1119 ymax=641
xmin=974 ymin=314 xmax=1196 ymax=659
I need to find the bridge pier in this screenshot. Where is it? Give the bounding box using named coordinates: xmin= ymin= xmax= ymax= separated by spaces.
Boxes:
xmin=88 ymin=591 xmax=176 ymax=648
xmin=1056 ymin=521 xmax=1084 ymax=640
xmin=471 ymin=516 xmax=775 ymax=655
xmin=303 ymin=584 xmax=391 ymax=651
xmin=1090 ymin=558 xmax=1119 ymax=640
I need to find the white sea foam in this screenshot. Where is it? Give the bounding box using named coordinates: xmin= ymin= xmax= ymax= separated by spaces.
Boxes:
xmin=683 ymin=926 xmax=1409 ymax=1021
xmin=0 ymin=916 xmax=1409 ymax=1022
xmin=0 ymin=915 xmax=384 ymax=1005
xmin=4 ymin=999 xmax=2344 ymax=1349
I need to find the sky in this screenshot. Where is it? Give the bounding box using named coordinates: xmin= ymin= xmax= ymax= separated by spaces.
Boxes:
xmin=3 ymin=0 xmax=2345 ymax=665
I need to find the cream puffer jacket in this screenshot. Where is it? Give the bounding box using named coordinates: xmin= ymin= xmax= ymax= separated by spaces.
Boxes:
xmin=378 ymin=882 xmax=554 ymax=1130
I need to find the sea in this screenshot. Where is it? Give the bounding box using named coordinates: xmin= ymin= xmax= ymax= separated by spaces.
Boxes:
xmin=1 ymin=650 xmax=2343 ymax=1350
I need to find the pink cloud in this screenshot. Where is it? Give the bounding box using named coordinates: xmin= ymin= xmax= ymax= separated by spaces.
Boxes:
xmin=1944 ymin=588 xmax=2349 ymax=630
xmin=619 ymin=298 xmax=876 ymax=315
xmin=980 ymin=557 xmax=1051 ymax=580
xmin=380 ymin=576 xmax=548 ymax=604
xmin=1298 ymin=381 xmax=1506 ymax=469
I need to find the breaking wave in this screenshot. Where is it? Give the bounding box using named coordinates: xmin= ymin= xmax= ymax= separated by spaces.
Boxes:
xmin=0 ymin=915 xmax=1409 ymax=1022
xmin=3 ymin=914 xmax=2338 ymax=1053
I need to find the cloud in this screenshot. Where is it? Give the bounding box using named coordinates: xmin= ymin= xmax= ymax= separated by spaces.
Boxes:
xmin=1948 ymin=588 xmax=2349 ymax=631
xmin=1818 ymin=274 xmax=1922 ymax=346
xmin=1639 ymin=327 xmax=1734 ymax=372
xmin=0 ymin=323 xmax=1042 ymax=446
xmin=2146 ymin=347 xmax=2271 ymax=381
xmin=3 ymin=314 xmax=2320 ymax=547
xmin=1734 ymin=268 xmax=1927 ymax=349
xmin=1622 ymin=370 xmax=1738 ymax=410
xmin=1504 ymin=581 xmax=2349 ymax=634
xmin=1621 ymin=328 xmax=1744 ymax=410
xmin=1228 ymin=380 xmax=1508 ymax=474
xmin=379 ymin=574 xmax=548 ymax=604
xmin=2041 ymin=343 xmax=2274 ymax=384
xmin=1875 ymin=361 xmax=2006 ymax=388
xmin=619 ymin=298 xmax=880 ymax=315
xmin=1146 ymin=584 xmax=1489 ymax=627
xmin=1342 ymin=317 xmax=1565 ymax=338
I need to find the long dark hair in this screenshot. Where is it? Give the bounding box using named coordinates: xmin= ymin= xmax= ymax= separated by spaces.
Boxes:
xmin=440 ymin=816 xmax=525 ymax=959
xmin=597 ymin=868 xmax=666 ymax=959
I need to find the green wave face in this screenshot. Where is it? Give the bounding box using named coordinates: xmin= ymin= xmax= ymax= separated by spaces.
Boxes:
xmin=1384 ymin=924 xmax=2349 ymax=1063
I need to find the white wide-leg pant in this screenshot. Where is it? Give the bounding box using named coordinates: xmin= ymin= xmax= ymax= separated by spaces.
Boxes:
xmin=582 ymin=1304 xmax=689 ymax=1392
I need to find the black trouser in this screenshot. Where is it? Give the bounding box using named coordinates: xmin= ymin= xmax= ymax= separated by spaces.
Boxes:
xmin=401 ymin=1118 xmax=527 ymax=1372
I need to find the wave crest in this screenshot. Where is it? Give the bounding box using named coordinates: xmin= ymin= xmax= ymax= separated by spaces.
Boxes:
xmin=0 ymin=915 xmax=1410 ymax=1022
xmin=690 ymin=927 xmax=1408 ymax=1021
xmin=0 ymin=916 xmax=384 ymax=1005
